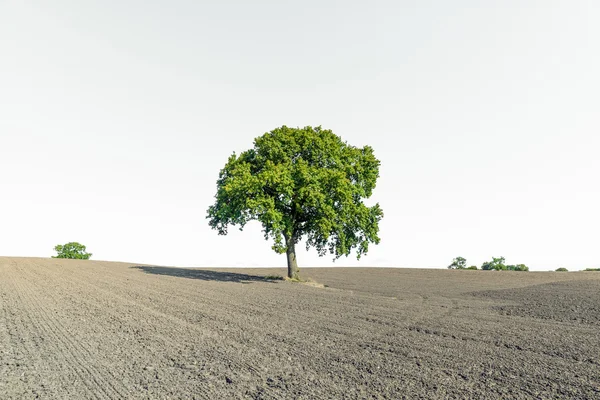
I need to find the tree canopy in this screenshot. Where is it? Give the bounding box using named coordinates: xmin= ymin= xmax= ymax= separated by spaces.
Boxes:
xmin=481 ymin=257 xmax=528 ymax=271
xmin=448 ymin=256 xmax=467 ymax=269
xmin=52 ymin=242 xmax=92 ymax=260
xmin=481 ymin=257 xmax=506 ymax=271
xmin=207 ymin=126 xmax=383 ymax=279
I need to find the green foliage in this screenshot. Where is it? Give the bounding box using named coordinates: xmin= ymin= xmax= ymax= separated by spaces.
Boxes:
xmin=467 ymin=265 xmax=478 ymax=270
xmin=584 ymin=268 xmax=600 ymax=272
xmin=555 ymin=267 xmax=568 ymax=272
xmin=481 ymin=257 xmax=506 ymax=271
xmin=207 ymin=125 xmax=383 ymax=261
xmin=52 ymin=242 xmax=92 ymax=260
xmin=448 ymin=256 xmax=467 ymax=269
xmin=506 ymin=264 xmax=529 ymax=271
xmin=481 ymin=257 xmax=528 ymax=271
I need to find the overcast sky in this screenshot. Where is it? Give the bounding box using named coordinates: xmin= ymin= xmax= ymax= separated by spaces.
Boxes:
xmin=1 ymin=1 xmax=598 ymax=271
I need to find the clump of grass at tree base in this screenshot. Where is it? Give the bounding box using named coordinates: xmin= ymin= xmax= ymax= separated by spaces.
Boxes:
xmin=284 ymin=276 xmax=328 ymax=288
xmin=263 ymin=274 xmax=328 ymax=287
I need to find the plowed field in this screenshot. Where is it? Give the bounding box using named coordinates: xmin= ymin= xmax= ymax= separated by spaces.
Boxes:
xmin=1 ymin=257 xmax=599 ymax=399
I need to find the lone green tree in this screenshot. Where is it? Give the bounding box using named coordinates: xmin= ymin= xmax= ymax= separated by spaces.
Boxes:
xmin=52 ymin=242 xmax=92 ymax=260
xmin=207 ymin=126 xmax=384 ymax=280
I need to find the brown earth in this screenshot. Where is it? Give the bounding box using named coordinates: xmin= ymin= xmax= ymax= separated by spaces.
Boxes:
xmin=1 ymin=257 xmax=599 ymax=399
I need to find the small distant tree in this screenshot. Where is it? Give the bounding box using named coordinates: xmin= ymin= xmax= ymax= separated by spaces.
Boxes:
xmin=584 ymin=268 xmax=600 ymax=272
xmin=506 ymin=264 xmax=529 ymax=272
xmin=448 ymin=256 xmax=467 ymax=269
xmin=52 ymin=242 xmax=92 ymax=260
xmin=481 ymin=257 xmax=506 ymax=271
xmin=467 ymin=265 xmax=478 ymax=270
xmin=516 ymin=264 xmax=529 ymax=271
xmin=555 ymin=267 xmax=568 ymax=272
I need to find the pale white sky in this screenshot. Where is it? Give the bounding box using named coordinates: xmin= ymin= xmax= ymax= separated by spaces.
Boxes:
xmin=1 ymin=1 xmax=598 ymax=271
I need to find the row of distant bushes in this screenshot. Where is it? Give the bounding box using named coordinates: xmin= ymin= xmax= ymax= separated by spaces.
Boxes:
xmin=48 ymin=242 xmax=600 ymax=272
xmin=448 ymin=257 xmax=528 ymax=271
xmin=448 ymin=257 xmax=599 ymax=272
xmin=556 ymin=267 xmax=600 ymax=272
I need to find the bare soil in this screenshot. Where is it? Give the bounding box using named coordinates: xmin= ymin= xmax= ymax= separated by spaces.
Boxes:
xmin=1 ymin=257 xmax=599 ymax=399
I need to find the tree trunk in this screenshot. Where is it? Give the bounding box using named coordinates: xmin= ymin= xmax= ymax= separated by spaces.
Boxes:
xmin=285 ymin=235 xmax=300 ymax=280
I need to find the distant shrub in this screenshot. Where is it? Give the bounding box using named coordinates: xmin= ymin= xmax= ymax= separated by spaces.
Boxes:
xmin=555 ymin=267 xmax=568 ymax=272
xmin=448 ymin=256 xmax=467 ymax=269
xmin=584 ymin=268 xmax=600 ymax=272
xmin=467 ymin=265 xmax=478 ymax=270
xmin=482 ymin=257 xmax=528 ymax=271
xmin=506 ymin=264 xmax=529 ymax=272
xmin=481 ymin=257 xmax=506 ymax=271
xmin=52 ymin=242 xmax=92 ymax=260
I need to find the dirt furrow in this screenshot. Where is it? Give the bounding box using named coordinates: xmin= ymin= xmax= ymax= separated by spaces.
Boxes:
xmin=25 ymin=260 xmax=414 ymax=397
xmin=18 ymin=260 xmax=275 ymax=398
xmin=2 ymin=257 xmax=600 ymax=399
xmin=1 ymin=262 xmax=102 ymax=399
xmin=30 ymin=261 xmax=404 ymax=365
xmin=11 ymin=262 xmax=130 ymax=399
xmin=69 ymin=262 xmax=417 ymax=342
xmin=0 ymin=272 xmax=45 ymax=399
